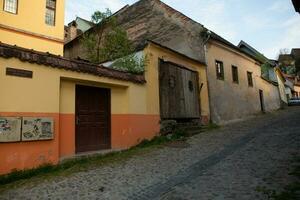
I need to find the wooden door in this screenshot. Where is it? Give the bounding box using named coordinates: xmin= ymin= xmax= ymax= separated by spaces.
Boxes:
xmin=75 ymin=85 xmax=111 ymax=153
xmin=159 ymin=60 xmax=200 ymax=119
xmin=259 ymin=89 xmax=265 ymax=112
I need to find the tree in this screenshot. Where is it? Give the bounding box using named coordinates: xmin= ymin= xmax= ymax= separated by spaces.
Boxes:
xmin=81 ymin=9 xmax=133 ymax=63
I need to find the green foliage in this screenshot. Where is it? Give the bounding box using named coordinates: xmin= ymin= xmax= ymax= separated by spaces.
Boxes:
xmin=81 ymin=9 xmax=137 ymax=74
xmin=261 ymin=63 xmax=272 ymax=79
xmin=81 ymin=33 xmax=98 ymax=62
xmin=111 ymin=53 xmax=148 ymax=74
xmin=91 ymin=8 xmax=112 ymax=24
xmin=100 ymin=26 xmax=133 ymax=62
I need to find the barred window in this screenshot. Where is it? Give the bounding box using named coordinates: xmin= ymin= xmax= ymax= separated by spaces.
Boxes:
xmin=3 ymin=0 xmax=18 ymax=14
xmin=45 ymin=0 xmax=56 ymax=26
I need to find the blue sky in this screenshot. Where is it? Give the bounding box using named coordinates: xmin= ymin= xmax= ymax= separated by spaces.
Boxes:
xmin=65 ymin=0 xmax=300 ymax=59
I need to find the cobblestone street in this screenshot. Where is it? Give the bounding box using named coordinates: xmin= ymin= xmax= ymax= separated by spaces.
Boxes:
xmin=1 ymin=107 xmax=299 ymax=200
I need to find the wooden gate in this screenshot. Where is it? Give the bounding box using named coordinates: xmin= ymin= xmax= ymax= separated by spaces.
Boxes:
xmin=159 ymin=60 xmax=200 ymax=119
xmin=75 ymin=85 xmax=111 ymax=153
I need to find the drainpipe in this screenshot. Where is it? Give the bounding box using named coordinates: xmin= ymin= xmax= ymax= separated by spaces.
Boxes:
xmin=202 ymin=29 xmax=213 ymax=124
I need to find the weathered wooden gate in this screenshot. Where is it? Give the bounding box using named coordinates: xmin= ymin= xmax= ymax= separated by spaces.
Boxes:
xmin=159 ymin=60 xmax=200 ymax=120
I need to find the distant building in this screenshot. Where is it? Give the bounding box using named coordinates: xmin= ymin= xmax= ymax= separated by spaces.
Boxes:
xmin=278 ymin=48 xmax=300 ymax=75
xmin=64 ymin=17 xmax=94 ymax=43
xmin=238 ymin=40 xmax=277 ymax=83
xmin=0 ymin=0 xmax=65 ymax=55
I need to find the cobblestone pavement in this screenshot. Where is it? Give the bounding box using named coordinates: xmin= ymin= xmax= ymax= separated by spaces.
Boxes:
xmin=1 ymin=107 xmax=299 ymax=200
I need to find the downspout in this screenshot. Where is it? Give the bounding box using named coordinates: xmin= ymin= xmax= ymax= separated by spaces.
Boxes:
xmin=202 ymin=29 xmax=213 ymax=124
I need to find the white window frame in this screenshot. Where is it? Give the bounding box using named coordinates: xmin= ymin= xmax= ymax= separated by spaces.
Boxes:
xmin=45 ymin=0 xmax=56 ymax=26
xmin=3 ymin=0 xmax=18 ymax=14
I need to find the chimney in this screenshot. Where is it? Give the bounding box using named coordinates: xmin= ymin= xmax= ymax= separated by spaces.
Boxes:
xmin=69 ymin=21 xmax=78 ymax=41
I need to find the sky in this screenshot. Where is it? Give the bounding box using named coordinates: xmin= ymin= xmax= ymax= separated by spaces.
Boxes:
xmin=65 ymin=0 xmax=300 ymax=59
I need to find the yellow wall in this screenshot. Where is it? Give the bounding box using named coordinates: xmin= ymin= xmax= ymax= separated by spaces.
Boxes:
xmin=0 ymin=57 xmax=142 ymax=114
xmin=275 ymin=68 xmax=288 ymax=104
xmin=294 ymin=85 xmax=300 ymax=96
xmin=0 ymin=42 xmax=211 ymax=173
xmin=0 ymin=43 xmax=210 ymax=118
xmin=145 ymin=43 xmax=210 ymax=119
xmin=0 ymin=0 xmax=65 ymax=55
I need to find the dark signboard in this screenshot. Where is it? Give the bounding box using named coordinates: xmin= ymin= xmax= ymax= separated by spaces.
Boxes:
xmin=6 ymin=67 xmax=33 ymax=78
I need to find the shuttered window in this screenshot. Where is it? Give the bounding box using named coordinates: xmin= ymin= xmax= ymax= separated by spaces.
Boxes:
xmin=232 ymin=65 xmax=239 ymax=84
xmin=45 ymin=0 xmax=56 ymax=26
xmin=3 ymin=0 xmax=18 ymax=14
xmin=216 ymin=60 xmax=224 ymax=80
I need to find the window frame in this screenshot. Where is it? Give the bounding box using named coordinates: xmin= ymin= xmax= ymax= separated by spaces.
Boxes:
xmin=247 ymin=71 xmax=253 ymax=87
xmin=45 ymin=0 xmax=56 ymax=26
xmin=215 ymin=60 xmax=224 ymax=80
xmin=3 ymin=0 xmax=18 ymax=14
xmin=231 ymin=65 xmax=239 ymax=84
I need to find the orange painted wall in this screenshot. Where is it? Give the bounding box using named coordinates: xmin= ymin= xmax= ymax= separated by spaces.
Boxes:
xmin=0 ymin=112 xmax=59 ymax=175
xmin=58 ymin=114 xmax=160 ymax=159
xmin=111 ymin=114 xmax=160 ymax=149
xmin=59 ymin=114 xmax=75 ymax=158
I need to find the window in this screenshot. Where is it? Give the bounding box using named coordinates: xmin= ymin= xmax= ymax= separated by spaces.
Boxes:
xmin=45 ymin=0 xmax=56 ymax=26
xmin=247 ymin=71 xmax=253 ymax=87
xmin=232 ymin=65 xmax=239 ymax=84
xmin=216 ymin=60 xmax=224 ymax=80
xmin=3 ymin=0 xmax=18 ymax=14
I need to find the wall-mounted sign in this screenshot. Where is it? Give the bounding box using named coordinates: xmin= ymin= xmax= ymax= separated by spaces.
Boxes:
xmin=6 ymin=67 xmax=33 ymax=78
xmin=0 ymin=117 xmax=22 ymax=142
xmin=22 ymin=117 xmax=54 ymax=141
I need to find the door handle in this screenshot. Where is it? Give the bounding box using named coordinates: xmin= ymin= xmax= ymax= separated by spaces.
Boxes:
xmin=76 ymin=116 xmax=80 ymax=125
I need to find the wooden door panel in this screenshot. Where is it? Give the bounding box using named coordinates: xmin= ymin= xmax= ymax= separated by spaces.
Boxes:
xmin=159 ymin=60 xmax=200 ymax=119
xmin=75 ymin=85 xmax=111 ymax=153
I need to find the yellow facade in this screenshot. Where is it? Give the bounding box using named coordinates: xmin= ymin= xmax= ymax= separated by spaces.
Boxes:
xmin=0 ymin=0 xmax=65 ymax=55
xmin=294 ymin=85 xmax=300 ymax=97
xmin=145 ymin=43 xmax=210 ymax=119
xmin=275 ymin=68 xmax=288 ymax=104
xmin=0 ymin=41 xmax=211 ymax=174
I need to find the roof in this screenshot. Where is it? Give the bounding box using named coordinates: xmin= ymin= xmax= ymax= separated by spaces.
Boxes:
xmin=64 ymin=0 xmax=207 ymax=63
xmin=0 ymin=42 xmax=145 ymax=84
xmin=209 ymin=33 xmax=263 ymax=64
xmin=76 ymin=17 xmax=95 ymax=26
xmin=292 ymin=0 xmax=300 ymax=13
xmin=278 ymin=54 xmax=294 ymax=62
xmin=237 ymin=40 xmax=271 ymax=65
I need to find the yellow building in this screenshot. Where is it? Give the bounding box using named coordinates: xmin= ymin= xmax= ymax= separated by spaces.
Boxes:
xmin=0 ymin=0 xmax=65 ymax=55
xmin=0 ymin=0 xmax=210 ymax=175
